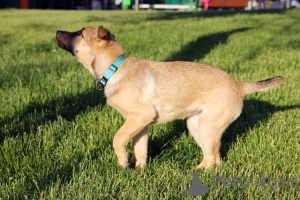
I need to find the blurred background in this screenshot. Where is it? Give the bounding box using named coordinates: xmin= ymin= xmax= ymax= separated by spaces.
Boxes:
xmin=1 ymin=0 xmax=299 ymax=11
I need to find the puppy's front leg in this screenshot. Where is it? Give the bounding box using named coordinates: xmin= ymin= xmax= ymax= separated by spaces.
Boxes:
xmin=113 ymin=115 xmax=152 ymax=169
xmin=133 ymin=127 xmax=148 ymax=168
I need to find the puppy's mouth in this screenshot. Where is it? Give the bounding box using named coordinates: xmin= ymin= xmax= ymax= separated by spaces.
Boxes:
xmin=56 ymin=30 xmax=82 ymax=55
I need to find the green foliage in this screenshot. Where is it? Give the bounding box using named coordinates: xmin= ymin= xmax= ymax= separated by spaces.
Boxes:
xmin=0 ymin=9 xmax=299 ymax=199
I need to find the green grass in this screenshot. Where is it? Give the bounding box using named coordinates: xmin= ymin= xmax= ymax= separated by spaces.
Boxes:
xmin=0 ymin=8 xmax=299 ymax=199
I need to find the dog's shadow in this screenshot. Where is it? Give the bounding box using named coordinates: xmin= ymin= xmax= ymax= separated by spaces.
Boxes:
xmin=148 ymin=99 xmax=299 ymax=165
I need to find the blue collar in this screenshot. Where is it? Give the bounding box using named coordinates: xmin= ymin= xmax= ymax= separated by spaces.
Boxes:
xmin=98 ymin=56 xmax=126 ymax=88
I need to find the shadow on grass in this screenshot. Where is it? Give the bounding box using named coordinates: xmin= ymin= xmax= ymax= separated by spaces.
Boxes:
xmin=148 ymin=99 xmax=300 ymax=165
xmin=146 ymin=9 xmax=286 ymax=22
xmin=165 ymin=28 xmax=250 ymax=62
xmin=0 ymin=88 xmax=106 ymax=144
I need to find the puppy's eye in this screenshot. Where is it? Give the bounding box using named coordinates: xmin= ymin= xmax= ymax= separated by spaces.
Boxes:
xmin=81 ymin=28 xmax=85 ymax=39
xmin=75 ymin=30 xmax=82 ymax=36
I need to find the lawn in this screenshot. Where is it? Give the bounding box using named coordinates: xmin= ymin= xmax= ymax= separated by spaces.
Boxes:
xmin=0 ymin=8 xmax=299 ymax=199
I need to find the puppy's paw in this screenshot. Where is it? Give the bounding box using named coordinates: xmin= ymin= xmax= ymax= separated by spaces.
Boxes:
xmin=195 ymin=160 xmax=216 ymax=171
xmin=134 ymin=165 xmax=143 ymax=174
xmin=119 ymin=157 xmax=130 ymax=170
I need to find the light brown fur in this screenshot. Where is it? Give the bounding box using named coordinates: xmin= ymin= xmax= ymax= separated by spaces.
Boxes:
xmin=56 ymin=26 xmax=285 ymax=170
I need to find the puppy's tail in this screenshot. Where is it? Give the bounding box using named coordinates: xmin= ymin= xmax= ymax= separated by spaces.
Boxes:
xmin=239 ymin=76 xmax=285 ymax=96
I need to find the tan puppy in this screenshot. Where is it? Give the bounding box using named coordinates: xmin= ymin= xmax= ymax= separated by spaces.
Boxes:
xmin=56 ymin=26 xmax=284 ymax=170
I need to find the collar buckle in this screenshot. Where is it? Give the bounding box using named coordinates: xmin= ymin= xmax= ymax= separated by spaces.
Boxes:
xmin=98 ymin=56 xmax=126 ymax=89
xmin=109 ymin=64 xmax=118 ymax=72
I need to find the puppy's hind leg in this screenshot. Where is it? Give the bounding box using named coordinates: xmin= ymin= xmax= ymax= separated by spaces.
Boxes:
xmin=186 ymin=112 xmax=208 ymax=167
xmin=187 ymin=102 xmax=242 ymax=170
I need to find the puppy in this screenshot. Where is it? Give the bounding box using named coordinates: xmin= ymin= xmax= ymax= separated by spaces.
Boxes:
xmin=56 ymin=26 xmax=284 ymax=170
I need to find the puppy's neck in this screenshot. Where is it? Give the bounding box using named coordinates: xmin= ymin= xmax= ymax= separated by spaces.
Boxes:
xmin=93 ymin=42 xmax=125 ymax=81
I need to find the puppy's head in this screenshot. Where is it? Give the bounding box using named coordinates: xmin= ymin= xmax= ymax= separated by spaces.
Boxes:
xmin=56 ymin=26 xmax=115 ymax=64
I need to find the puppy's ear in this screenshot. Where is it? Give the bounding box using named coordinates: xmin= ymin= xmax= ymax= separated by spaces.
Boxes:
xmin=98 ymin=26 xmax=111 ymax=40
